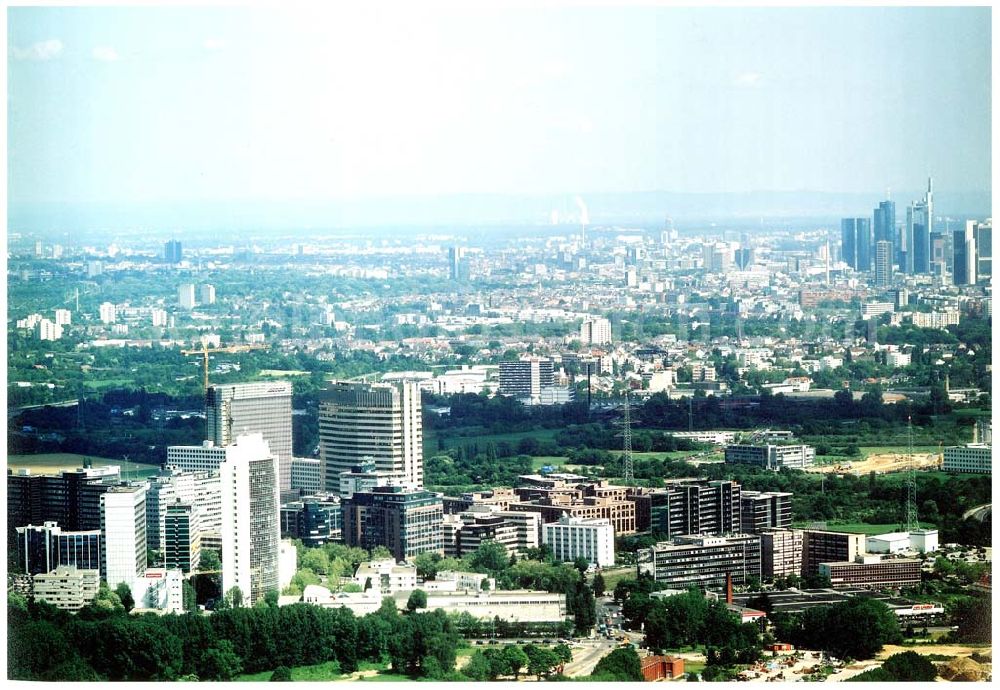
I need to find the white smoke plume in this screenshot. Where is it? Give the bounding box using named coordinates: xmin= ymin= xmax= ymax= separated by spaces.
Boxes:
xmin=574 ymin=196 xmax=590 ymax=226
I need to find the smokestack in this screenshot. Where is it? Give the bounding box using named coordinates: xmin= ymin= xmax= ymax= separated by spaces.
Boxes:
xmin=726 ymin=572 xmax=733 ymax=604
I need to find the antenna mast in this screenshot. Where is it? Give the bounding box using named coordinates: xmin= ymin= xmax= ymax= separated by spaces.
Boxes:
xmin=622 ymin=392 xmax=634 ymax=486
xmin=905 ymin=416 xmax=919 ymax=532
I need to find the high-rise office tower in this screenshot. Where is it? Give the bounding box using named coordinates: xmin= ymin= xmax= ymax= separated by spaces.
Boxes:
xmin=875 ymin=240 xmax=893 ymax=286
xmin=100 ymin=485 xmax=147 ymax=588
xmin=205 ymin=382 xmax=293 ymax=492
xmin=341 ymin=485 xmax=444 ymax=561
xmin=318 ymin=380 xmax=423 ymax=493
xmin=448 ymin=246 xmax=466 ymax=281
xmin=178 ymin=283 xmax=196 ymax=309
xmin=974 ymin=220 xmax=992 ymax=280
xmin=220 ymin=434 xmax=280 ymax=605
xmin=905 ymin=178 xmax=933 ymax=274
xmin=164 ymin=240 xmax=183 ymax=264
xmin=954 ymin=222 xmax=978 ymax=286
xmin=580 ymin=317 xmax=612 ymax=345
xmin=841 ymin=218 xmax=872 ymax=271
xmin=873 ymin=200 xmax=896 ymax=264
xmin=164 ymin=501 xmax=200 ymax=574
xmin=499 ymin=358 xmax=555 ymax=399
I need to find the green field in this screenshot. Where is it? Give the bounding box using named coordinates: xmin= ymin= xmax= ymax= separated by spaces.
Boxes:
xmin=259 ymin=369 xmax=309 ymax=377
xmin=792 ymin=521 xmax=936 ymax=535
xmin=531 ymin=456 xmax=569 ymax=470
xmin=7 ymin=453 xmax=160 ymax=478
xmin=599 ymin=567 xmax=638 ymax=592
xmin=428 ymin=427 xmax=558 ymax=451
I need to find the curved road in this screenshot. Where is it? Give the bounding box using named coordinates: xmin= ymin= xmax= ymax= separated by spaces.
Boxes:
xmin=963 ymin=504 xmax=992 ymax=521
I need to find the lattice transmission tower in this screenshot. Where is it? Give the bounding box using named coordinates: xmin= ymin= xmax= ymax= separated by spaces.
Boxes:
xmin=622 ymin=392 xmax=634 ymax=486
xmin=904 ymin=416 xmax=919 ymax=532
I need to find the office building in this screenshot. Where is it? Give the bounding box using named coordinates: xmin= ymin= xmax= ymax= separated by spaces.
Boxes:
xmin=220 ymin=434 xmax=281 ymax=605
xmin=338 ymin=459 xmax=394 ymax=499
xmin=973 ymin=220 xmax=992 ymax=279
xmin=818 ymin=556 xmax=921 ymax=590
xmin=200 ymin=284 xmax=216 ymax=305
xmin=580 ymin=317 xmax=612 ymax=345
xmin=318 ymin=380 xmax=423 ymax=492
xmin=509 ymin=476 xmax=638 ymax=535
xmin=942 ymin=444 xmax=992 ymax=474
xmin=637 ymin=534 xmax=762 ymax=590
xmin=740 ymin=491 xmax=793 ymax=533
xmin=99 ymin=302 xmax=117 ymax=324
xmin=841 ymin=218 xmax=872 ymax=271
xmin=639 ymin=480 xmax=741 ymax=537
xmin=875 ymin=240 xmax=893 ymax=286
xmin=759 ymin=528 xmax=803 ymax=579
xmin=164 ymin=502 xmax=200 ymax=573
xmin=32 ymin=566 xmax=100 ymax=611
xmin=35 ymin=318 xmax=63 ymax=341
xmin=953 ymin=222 xmax=977 ymax=286
xmin=290 ymin=457 xmax=323 ymax=495
xmin=873 ymin=199 xmax=896 ymax=263
xmin=178 ymin=283 xmax=196 ymax=309
xmin=724 ymin=444 xmax=815 ymax=471
xmin=206 ymin=381 xmax=293 ymax=492
xmin=499 ymin=358 xmax=554 ymax=399
xmin=542 ymin=515 xmax=615 ymax=567
xmin=802 ymin=530 xmax=865 ymax=576
xmin=100 ymin=485 xmax=147 ymax=588
xmin=341 ymin=486 xmax=443 ymax=562
xmin=905 ymin=179 xmax=933 ymax=274
xmin=448 ymin=246 xmax=466 ymax=281
xmin=280 ymin=496 xmax=342 ymax=546
xmin=911 ymin=311 xmax=960 ymax=329
xmin=15 ymin=522 xmax=102 ymax=575
xmin=131 ymin=568 xmax=185 ymax=613
xmin=164 ymin=240 xmax=183 ymax=263
xmin=443 ymin=488 xmax=517 ymax=514
xmin=443 ymin=506 xmax=541 ymax=558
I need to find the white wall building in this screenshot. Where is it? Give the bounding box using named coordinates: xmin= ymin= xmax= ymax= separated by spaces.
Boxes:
xmin=178 ymin=284 xmax=196 ymax=309
xmin=279 ymin=539 xmax=297 ymax=591
xmin=200 ymin=284 xmax=216 ymax=305
xmin=100 ymin=485 xmax=147 ymax=588
xmin=352 ymin=559 xmax=418 ymax=594
xmin=131 ymin=568 xmax=184 ymax=614
xmin=542 ymin=515 xmax=615 ymax=567
xmin=580 ymin=317 xmax=612 ymax=345
xmin=54 ymin=308 xmax=72 ymax=325
xmin=221 ymin=434 xmax=281 ymax=605
xmin=99 ymin=302 xmax=117 ymax=324
xmin=943 ymin=444 xmax=992 ymax=474
xmin=32 ymin=567 xmax=100 ymax=611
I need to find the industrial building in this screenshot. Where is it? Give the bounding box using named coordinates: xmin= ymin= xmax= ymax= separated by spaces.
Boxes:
xmin=724 ymin=444 xmax=816 ymax=471
xmin=801 ymin=529 xmax=865 ymax=576
xmin=818 ymin=556 xmax=922 ymax=590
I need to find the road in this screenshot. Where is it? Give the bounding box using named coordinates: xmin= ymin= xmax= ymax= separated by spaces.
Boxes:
xmin=963 ymin=503 xmax=992 ymax=521
xmin=562 ymin=640 xmax=620 ymax=677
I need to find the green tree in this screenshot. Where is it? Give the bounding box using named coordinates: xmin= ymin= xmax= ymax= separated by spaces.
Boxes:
xmin=463 ymin=650 xmax=492 ymax=681
xmin=269 ymin=666 xmax=292 ymax=681
xmin=199 ymin=549 xmax=221 ymax=572
xmin=200 ymin=640 xmax=243 ymax=681
xmin=591 ymin=646 xmax=643 ymax=681
xmin=469 ymin=540 xmax=510 ymax=574
xmin=115 ymin=582 xmax=135 ymax=612
xmin=524 ymin=644 xmax=560 ymax=679
xmin=880 ymin=651 xmax=937 ymax=681
xmin=501 ymin=645 xmax=529 ymax=680
xmin=371 ymin=546 xmax=394 ymax=560
xmin=406 ymin=589 xmax=428 ymax=613
xmin=592 ymin=572 xmax=606 ymax=597
xmin=223 ymin=586 xmax=244 ymax=609
xmin=182 ymin=581 xmax=197 ymax=612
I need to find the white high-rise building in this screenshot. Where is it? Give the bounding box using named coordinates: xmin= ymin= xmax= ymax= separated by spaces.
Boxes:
xmin=100 ymin=485 xmax=147 ymax=588
xmin=200 ymin=284 xmax=216 ymax=305
xmin=580 ymin=317 xmax=612 ymax=345
xmin=54 ymin=309 xmax=72 ymax=325
xmin=205 ymin=382 xmax=294 ymax=492
xmin=543 ymin=515 xmax=615 ymax=567
xmin=35 ymin=318 xmax=63 ymax=341
xmin=99 ymin=302 xmax=117 ymax=324
xmin=319 ymin=380 xmax=423 ymax=492
xmin=150 ymin=308 xmax=168 ymax=327
xmin=178 ymin=283 xmax=196 ymax=309
xmin=220 ymin=434 xmax=281 ymax=605
xmin=144 ymin=467 xmax=221 ymax=553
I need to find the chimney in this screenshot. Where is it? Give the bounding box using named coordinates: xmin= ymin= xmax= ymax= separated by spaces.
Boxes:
xmin=726 ymin=572 xmax=733 ymax=604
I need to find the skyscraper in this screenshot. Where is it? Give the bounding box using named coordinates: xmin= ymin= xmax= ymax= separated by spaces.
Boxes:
xmin=974 ymin=220 xmax=992 ymax=280
xmin=448 ymin=246 xmax=466 ymax=281
xmin=341 ymin=485 xmax=444 ymax=561
xmin=318 ymin=380 xmax=423 ymax=493
xmin=164 ymin=501 xmax=200 ymax=574
xmin=220 ymin=434 xmax=280 ymax=605
xmin=178 ymin=283 xmax=196 ymax=309
xmin=875 ymin=240 xmax=893 ymax=287
xmin=499 ymin=358 xmax=555 ymax=399
xmin=164 ymin=240 xmax=183 ymax=263
xmin=873 ymin=200 xmax=896 ymax=264
xmin=840 ymin=218 xmax=872 ymax=271
xmin=205 ymin=382 xmax=293 ymax=491
xmin=953 ymin=222 xmax=977 ymax=286
xmin=905 ymin=178 xmax=933 ymax=274
xmin=100 ymin=485 xmax=147 ymax=588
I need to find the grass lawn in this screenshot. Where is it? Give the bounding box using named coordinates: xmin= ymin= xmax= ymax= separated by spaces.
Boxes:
xmin=791 ymin=521 xmax=936 ymax=535
xmin=600 ymin=567 xmax=638 ymax=592
xmin=430 ymin=427 xmax=559 ymax=450
xmin=859 ymin=446 xmax=940 ymax=456
xmin=356 ymin=672 xmax=413 ymax=682
xmin=235 ymin=660 xmax=345 ymax=681
xmin=7 ymin=453 xmax=160 ymax=478
xmin=531 ymin=456 xmax=569 ymax=470
xmin=681 ymin=661 xmax=706 ymax=678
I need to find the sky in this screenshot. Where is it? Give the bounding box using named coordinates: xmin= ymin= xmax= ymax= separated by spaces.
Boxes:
xmin=7 ymin=4 xmax=992 ymax=208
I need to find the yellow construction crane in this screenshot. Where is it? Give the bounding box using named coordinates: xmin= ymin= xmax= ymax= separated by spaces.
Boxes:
xmin=181 ymin=343 xmax=267 ymax=391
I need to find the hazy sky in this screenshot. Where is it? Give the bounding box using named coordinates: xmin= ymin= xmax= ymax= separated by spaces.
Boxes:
xmin=8 ymin=5 xmax=992 ymax=205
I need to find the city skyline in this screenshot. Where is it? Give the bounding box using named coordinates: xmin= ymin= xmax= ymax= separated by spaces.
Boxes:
xmin=8 ymin=5 xmax=991 ymax=213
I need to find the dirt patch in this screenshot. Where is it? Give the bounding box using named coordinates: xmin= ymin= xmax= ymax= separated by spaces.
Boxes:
xmin=807 ymin=453 xmax=940 ymax=475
